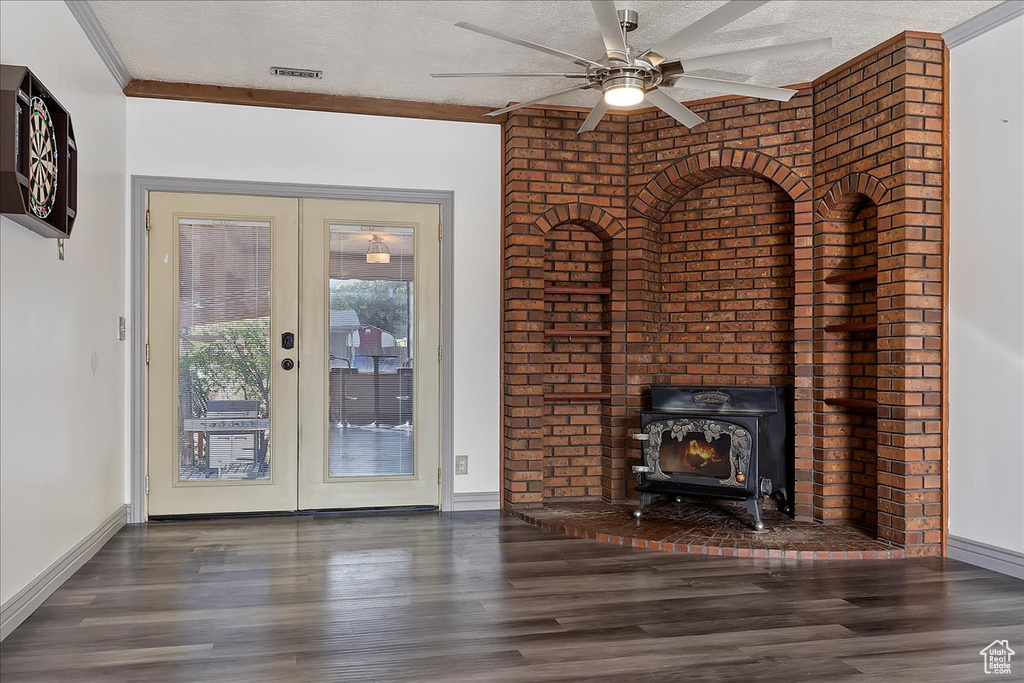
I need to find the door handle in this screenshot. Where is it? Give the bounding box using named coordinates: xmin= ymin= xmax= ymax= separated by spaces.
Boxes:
xmin=281 ymin=332 xmax=295 ymax=350
xmin=281 ymin=358 xmax=295 ymax=371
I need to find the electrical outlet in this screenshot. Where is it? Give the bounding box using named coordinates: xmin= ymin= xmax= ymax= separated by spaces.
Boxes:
xmin=455 ymin=455 xmax=469 ymax=475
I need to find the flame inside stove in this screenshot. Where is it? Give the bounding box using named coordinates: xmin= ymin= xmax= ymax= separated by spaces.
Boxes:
xmin=684 ymin=439 xmax=722 ymax=469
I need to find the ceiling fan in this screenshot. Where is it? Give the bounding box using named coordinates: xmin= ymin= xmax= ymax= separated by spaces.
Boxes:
xmin=431 ymin=0 xmax=832 ymax=133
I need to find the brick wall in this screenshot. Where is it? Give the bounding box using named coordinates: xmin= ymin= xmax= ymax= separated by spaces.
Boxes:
xmin=625 ymin=98 xmax=816 ymax=519
xmin=812 ymin=34 xmax=946 ymax=554
xmin=660 ymin=176 xmax=796 ymax=386
xmin=502 ymin=33 xmax=945 ymax=555
xmin=503 ymin=109 xmax=629 ymax=506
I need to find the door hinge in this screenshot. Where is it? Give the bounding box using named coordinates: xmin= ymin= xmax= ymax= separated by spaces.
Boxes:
xmin=438 ymin=222 xmax=442 ymax=241
xmin=145 ymin=343 xmax=150 ymax=365
xmin=145 ymin=475 xmax=149 ymax=495
xmin=145 ymin=209 xmax=151 ymax=232
xmin=437 ymin=345 xmax=442 ymax=363
xmin=438 ymin=467 xmax=442 ymax=485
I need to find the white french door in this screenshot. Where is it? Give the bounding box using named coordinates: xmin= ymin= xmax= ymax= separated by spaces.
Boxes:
xmin=146 ymin=192 xmax=440 ymax=516
xmin=148 ymin=193 xmax=299 ymax=515
xmin=298 ymin=200 xmax=440 ymax=509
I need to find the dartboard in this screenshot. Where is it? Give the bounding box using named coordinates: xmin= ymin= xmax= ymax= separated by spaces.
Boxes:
xmin=28 ymin=96 xmax=57 ymax=219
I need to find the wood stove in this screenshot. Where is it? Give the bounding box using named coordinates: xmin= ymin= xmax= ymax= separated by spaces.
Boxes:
xmin=632 ymin=386 xmax=793 ymax=531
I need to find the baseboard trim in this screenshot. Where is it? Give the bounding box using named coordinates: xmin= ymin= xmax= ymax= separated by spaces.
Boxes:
xmin=947 ymin=534 xmax=1024 ymax=579
xmin=452 ymin=491 xmax=501 ymax=511
xmin=0 ymin=504 xmax=127 ymax=641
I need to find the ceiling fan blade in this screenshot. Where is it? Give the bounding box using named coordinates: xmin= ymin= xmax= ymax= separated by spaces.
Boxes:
xmin=591 ymin=1 xmax=628 ymax=62
xmin=644 ymin=89 xmax=706 ymax=128
xmin=431 ymin=72 xmax=588 ymax=79
xmin=641 ymin=0 xmax=770 ymax=65
xmin=669 ymin=75 xmax=797 ymax=102
xmin=578 ymin=99 xmax=610 ymax=133
xmin=679 ymin=38 xmax=833 ymax=71
xmin=455 ymin=22 xmax=604 ymax=69
xmin=485 ymin=84 xmax=592 ymax=117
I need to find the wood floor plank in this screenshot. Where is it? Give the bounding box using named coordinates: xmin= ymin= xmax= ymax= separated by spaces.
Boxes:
xmin=0 ymin=511 xmax=1020 ymax=682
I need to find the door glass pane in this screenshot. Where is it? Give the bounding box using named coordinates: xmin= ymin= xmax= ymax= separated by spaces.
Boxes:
xmin=178 ymin=218 xmax=271 ymax=482
xmin=327 ymin=225 xmax=414 ymax=477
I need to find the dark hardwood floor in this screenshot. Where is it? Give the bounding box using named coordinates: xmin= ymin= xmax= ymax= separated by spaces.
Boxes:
xmin=1 ymin=512 xmax=1021 ymax=682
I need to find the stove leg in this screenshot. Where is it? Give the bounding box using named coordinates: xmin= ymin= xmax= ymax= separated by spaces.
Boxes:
xmin=633 ymin=492 xmax=655 ymax=519
xmin=744 ymin=498 xmax=765 ymax=532
xmin=774 ymin=488 xmax=791 ymax=514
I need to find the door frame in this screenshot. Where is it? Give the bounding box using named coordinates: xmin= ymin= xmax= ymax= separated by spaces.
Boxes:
xmin=129 ymin=176 xmax=455 ymax=522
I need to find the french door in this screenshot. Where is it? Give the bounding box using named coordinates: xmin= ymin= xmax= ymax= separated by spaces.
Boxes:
xmin=147 ymin=192 xmax=440 ymax=516
xmin=298 ymin=200 xmax=440 ymax=509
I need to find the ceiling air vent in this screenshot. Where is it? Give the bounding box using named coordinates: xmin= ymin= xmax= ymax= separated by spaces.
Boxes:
xmin=270 ymin=66 xmax=323 ymax=79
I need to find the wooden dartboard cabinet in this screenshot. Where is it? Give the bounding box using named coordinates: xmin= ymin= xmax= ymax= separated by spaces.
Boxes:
xmin=0 ymin=64 xmax=77 ymax=239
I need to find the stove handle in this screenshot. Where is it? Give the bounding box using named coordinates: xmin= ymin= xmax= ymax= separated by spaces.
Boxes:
xmin=632 ymin=464 xmax=652 ymax=485
xmin=632 ymin=435 xmax=651 ymax=483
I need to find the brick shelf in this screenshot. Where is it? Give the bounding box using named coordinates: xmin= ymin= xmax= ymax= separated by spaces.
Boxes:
xmin=544 ymin=285 xmax=612 ymax=295
xmin=824 ymin=397 xmax=877 ymax=413
xmin=543 ymin=392 xmax=612 ymax=402
xmin=824 ymin=321 xmax=876 ymax=333
xmin=824 ymin=267 xmax=877 ymax=285
xmin=543 ymin=329 xmax=611 ymax=338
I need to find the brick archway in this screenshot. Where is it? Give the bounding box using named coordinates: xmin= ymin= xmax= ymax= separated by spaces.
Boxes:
xmin=532 ymin=202 xmax=626 ymax=241
xmin=503 ymin=200 xmax=628 ymax=506
xmin=631 ymin=149 xmax=812 ymax=221
xmin=816 ymin=173 xmax=890 ymax=219
xmin=625 ymin=148 xmax=815 ymax=521
xmin=811 ymin=171 xmax=890 ymax=534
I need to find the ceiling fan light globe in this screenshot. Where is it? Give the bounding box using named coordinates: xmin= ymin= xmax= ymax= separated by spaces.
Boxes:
xmin=604 ymin=85 xmax=645 ymax=107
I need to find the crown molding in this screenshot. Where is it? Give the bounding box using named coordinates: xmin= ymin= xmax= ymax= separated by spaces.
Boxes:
xmin=944 ymin=0 xmax=1024 ymax=48
xmin=64 ymin=0 xmax=132 ymax=88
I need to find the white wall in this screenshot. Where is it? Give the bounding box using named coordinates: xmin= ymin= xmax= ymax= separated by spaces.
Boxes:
xmin=0 ymin=2 xmax=127 ymax=604
xmin=126 ymin=99 xmax=502 ymax=496
xmin=948 ymin=15 xmax=1024 ymax=555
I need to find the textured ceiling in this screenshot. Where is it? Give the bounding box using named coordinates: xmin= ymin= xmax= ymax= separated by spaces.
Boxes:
xmin=89 ymin=1 xmax=999 ymax=109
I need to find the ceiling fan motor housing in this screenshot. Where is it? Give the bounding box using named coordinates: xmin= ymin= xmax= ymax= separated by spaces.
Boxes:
xmin=603 ymin=73 xmax=646 ymax=92
xmin=596 ymin=62 xmax=664 ymax=103
xmin=616 ymin=8 xmax=639 ymax=32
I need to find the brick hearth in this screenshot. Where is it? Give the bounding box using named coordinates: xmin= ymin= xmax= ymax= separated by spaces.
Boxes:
xmin=502 ymin=32 xmax=945 ymax=556
xmin=510 ymin=501 xmax=904 ymax=560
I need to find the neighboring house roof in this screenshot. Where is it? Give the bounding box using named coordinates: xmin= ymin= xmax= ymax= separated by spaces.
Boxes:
xmin=330 ymin=309 xmax=360 ymax=329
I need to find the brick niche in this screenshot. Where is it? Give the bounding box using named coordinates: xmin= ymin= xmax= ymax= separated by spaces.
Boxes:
xmin=502 ymin=32 xmax=946 ymax=556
